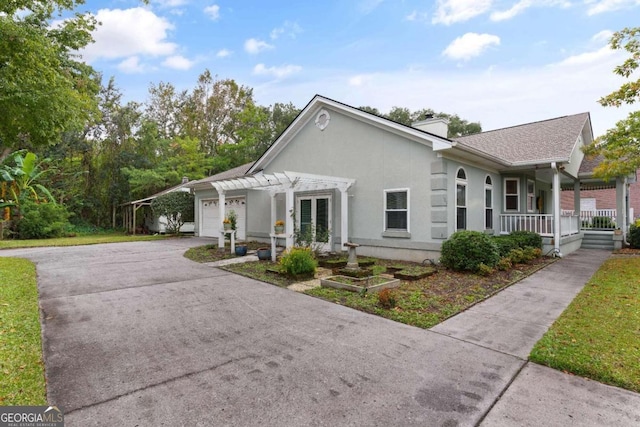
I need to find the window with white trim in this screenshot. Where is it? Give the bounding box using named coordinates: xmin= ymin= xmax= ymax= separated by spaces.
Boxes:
xmin=527 ymin=179 xmax=535 ymax=212
xmin=485 ymin=175 xmax=493 ymax=229
xmin=384 ymin=189 xmax=409 ymax=231
xmin=504 ymin=178 xmax=520 ymax=211
xmin=456 ymin=168 xmax=467 ymax=230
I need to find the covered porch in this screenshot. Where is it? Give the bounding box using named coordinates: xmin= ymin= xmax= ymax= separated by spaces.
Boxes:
xmin=205 ymin=171 xmax=355 ymax=258
xmin=497 ymin=162 xmax=632 ymax=255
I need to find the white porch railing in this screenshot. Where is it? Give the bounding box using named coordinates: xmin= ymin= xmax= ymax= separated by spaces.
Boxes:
xmin=560 ymin=209 xmax=628 ymax=230
xmin=499 ymin=214 xmax=580 ymax=237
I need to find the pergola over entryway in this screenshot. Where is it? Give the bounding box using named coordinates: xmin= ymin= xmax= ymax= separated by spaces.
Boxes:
xmin=208 ymin=171 xmax=356 ymax=250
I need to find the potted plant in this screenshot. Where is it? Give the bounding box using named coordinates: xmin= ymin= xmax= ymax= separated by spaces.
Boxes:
xmin=223 ymin=217 xmax=232 ymax=231
xmin=274 ymin=219 xmax=285 ymax=234
xmin=235 ymin=245 xmax=248 ymax=256
xmin=257 ymin=247 xmax=271 ymax=261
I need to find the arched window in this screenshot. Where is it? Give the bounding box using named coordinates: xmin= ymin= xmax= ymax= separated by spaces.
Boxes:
xmin=456 ymin=168 xmax=467 ymax=230
xmin=485 ymin=176 xmax=493 ymax=229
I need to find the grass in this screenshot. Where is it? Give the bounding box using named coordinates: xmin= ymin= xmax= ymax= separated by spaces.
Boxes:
xmin=0 ymin=258 xmax=47 ymax=405
xmin=530 ymin=256 xmax=640 ymax=393
xmin=224 ymin=256 xmax=554 ymax=330
xmin=0 ymin=232 xmax=168 ymax=250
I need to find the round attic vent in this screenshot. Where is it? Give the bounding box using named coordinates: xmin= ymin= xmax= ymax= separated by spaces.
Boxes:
xmin=315 ymin=109 xmax=330 ymax=131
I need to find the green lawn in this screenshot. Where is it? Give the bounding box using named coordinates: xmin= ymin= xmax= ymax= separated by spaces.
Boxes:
xmin=0 ymin=258 xmax=47 ymax=405
xmin=0 ymin=232 xmax=168 ymax=250
xmin=530 ymin=256 xmax=640 ymax=393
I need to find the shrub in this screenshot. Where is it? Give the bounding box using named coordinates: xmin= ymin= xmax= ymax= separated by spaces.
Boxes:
xmin=377 ymin=288 xmax=397 ymax=309
xmin=16 ymin=200 xmax=70 ymax=239
xmin=523 ymin=247 xmax=542 ymax=262
xmin=151 ymin=191 xmax=195 ymax=234
xmin=477 ymin=263 xmax=494 ymax=276
xmin=508 ymin=248 xmax=527 ymax=264
xmin=509 ymin=231 xmax=542 ymax=249
xmin=496 ymin=257 xmax=512 ymax=271
xmin=629 ymin=224 xmax=640 ymax=249
xmin=492 ymin=235 xmax=519 ymax=257
xmin=279 ymin=247 xmax=317 ymax=276
xmin=441 ymin=231 xmax=500 ymax=272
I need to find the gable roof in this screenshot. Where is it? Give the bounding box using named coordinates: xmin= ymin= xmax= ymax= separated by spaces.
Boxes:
xmin=249 ymin=95 xmax=453 ymax=173
xmin=455 ymin=113 xmax=591 ymax=166
xmin=189 ymin=162 xmax=256 ymax=190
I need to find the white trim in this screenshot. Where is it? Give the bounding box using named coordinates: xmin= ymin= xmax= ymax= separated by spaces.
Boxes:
xmin=485 ymin=175 xmax=493 ymax=230
xmin=527 ymin=179 xmax=536 ymax=213
xmin=383 ymin=188 xmax=410 ymax=233
xmin=456 ymin=167 xmax=467 ymax=230
xmin=504 ymin=177 xmax=520 ymax=212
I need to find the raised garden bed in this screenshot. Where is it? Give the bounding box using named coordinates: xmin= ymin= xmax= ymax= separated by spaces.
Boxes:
xmin=320 ymin=275 xmax=400 ymax=293
xmin=334 ymin=267 xmax=374 ymax=278
xmin=393 ymin=266 xmax=436 ymax=281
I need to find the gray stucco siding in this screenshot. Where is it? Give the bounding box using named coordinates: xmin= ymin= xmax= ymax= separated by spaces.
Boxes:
xmin=262 ymin=107 xmax=437 ymax=246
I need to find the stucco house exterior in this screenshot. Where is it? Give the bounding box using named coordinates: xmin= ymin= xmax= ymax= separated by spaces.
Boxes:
xmin=189 ymin=95 xmax=632 ymax=261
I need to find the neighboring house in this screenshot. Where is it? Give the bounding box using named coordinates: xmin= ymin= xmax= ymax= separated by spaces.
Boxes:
xmin=189 ymin=95 xmax=632 ymax=261
xmin=121 ymin=177 xmax=196 ymax=234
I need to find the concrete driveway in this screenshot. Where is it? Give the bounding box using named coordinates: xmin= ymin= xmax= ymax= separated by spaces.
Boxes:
xmin=3 ymin=240 xmax=639 ymax=426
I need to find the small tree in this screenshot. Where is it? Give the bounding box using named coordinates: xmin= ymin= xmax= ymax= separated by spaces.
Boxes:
xmin=151 ymin=191 xmax=194 ymax=234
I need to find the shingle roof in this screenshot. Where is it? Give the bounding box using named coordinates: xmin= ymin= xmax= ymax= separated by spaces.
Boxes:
xmin=454 ymin=112 xmax=590 ymax=165
xmin=191 ymin=162 xmax=255 ymax=184
xmin=578 ymin=154 xmax=603 ymax=175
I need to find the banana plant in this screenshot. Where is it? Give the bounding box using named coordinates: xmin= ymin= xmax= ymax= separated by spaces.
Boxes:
xmin=0 ymin=150 xmax=56 ymax=208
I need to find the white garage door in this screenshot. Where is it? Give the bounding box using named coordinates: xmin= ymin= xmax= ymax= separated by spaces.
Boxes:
xmin=200 ymin=197 xmax=246 ymax=239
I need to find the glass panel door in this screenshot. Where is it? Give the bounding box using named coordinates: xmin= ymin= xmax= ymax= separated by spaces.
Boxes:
xmin=296 ymin=195 xmax=331 ymax=250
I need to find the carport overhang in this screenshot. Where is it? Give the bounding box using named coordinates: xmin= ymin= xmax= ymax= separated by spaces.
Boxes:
xmin=207 ymin=171 xmax=356 ymax=250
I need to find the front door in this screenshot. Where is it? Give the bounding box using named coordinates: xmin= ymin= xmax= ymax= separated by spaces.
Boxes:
xmin=297 ymin=195 xmax=331 ymax=251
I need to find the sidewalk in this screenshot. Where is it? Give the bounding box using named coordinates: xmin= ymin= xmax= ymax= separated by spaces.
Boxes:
xmin=432 ymin=249 xmax=640 ymax=426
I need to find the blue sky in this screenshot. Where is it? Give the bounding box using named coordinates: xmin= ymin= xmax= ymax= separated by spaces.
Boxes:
xmin=78 ymin=0 xmax=640 ymax=136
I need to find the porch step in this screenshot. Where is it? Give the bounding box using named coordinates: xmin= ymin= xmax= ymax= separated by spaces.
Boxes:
xmin=581 ymin=232 xmax=614 ymax=250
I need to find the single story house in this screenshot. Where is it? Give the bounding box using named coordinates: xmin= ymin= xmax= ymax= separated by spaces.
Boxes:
xmin=189 ymin=95 xmax=633 ymax=261
xmin=121 ymin=177 xmax=196 ymax=234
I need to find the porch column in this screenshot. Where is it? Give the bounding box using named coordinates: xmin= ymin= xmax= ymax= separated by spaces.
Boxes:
xmin=340 ymin=187 xmax=349 ymax=251
xmin=217 ymin=188 xmax=226 ymax=249
xmin=573 ymin=180 xmax=581 ymax=220
xmin=270 ymin=192 xmax=277 ymax=232
xmin=285 ymin=188 xmax=294 ymax=249
xmin=616 ymin=177 xmax=627 ymax=232
xmin=552 ymin=162 xmax=562 ymax=256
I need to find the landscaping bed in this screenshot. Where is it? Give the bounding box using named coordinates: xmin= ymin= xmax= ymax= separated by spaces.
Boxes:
xmin=320 ymin=275 xmax=400 ymax=293
xmin=183 ymin=241 xmax=267 ymax=263
xmin=222 ymin=255 xmax=555 ymax=329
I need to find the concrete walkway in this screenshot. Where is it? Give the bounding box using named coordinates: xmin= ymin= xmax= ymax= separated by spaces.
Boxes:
xmin=432 ymin=248 xmax=640 ymax=426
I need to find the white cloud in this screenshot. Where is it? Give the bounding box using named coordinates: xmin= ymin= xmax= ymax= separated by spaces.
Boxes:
xmin=405 ymin=10 xmax=429 ymax=22
xmin=490 ymin=0 xmax=571 ymax=21
xmin=443 ymin=33 xmax=500 ymax=61
xmin=244 ymin=38 xmax=274 ymax=54
xmin=253 ymin=63 xmax=302 ymax=79
xmin=592 ymin=30 xmax=614 ymax=44
xmin=162 ymin=55 xmax=194 ymax=70
xmin=204 ymin=5 xmax=220 ymax=20
xmin=432 ymin=0 xmax=493 ymax=25
xmin=79 ymin=8 xmax=177 ymax=62
xmin=117 ymin=56 xmax=145 ymax=74
xmin=216 ymin=48 xmax=232 ymax=58
xmin=270 ymin=21 xmax=303 ymax=40
xmin=348 ymin=74 xmax=375 ymax=86
xmin=585 ymin=0 xmax=640 ymax=15
xmin=359 ymin=0 xmax=385 ymax=13
xmin=154 ymin=0 xmax=189 ymax=7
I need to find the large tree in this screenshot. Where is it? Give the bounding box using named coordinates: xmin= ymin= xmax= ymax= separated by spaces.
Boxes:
xmin=0 ymin=1 xmax=100 ymax=160
xmin=584 ymin=27 xmax=640 ymax=180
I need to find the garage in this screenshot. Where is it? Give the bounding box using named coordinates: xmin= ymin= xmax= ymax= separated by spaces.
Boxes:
xmin=200 ymin=197 xmax=246 ymax=239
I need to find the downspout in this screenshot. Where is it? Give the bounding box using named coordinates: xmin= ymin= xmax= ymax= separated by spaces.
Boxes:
xmin=551 ymin=162 xmax=562 ymax=257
